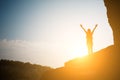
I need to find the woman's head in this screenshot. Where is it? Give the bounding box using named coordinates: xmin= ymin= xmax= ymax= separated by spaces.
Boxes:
xmin=87 ymin=29 xmax=91 ymax=32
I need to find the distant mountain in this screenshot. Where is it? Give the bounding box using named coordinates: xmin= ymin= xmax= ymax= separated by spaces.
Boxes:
xmin=0 ymin=59 xmax=53 ymax=80
xmin=41 ymin=45 xmax=120 ymax=80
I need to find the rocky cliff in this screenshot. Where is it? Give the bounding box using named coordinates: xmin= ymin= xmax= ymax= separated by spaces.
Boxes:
xmin=104 ymin=0 xmax=120 ymax=47
xmin=41 ymin=46 xmax=120 ymax=80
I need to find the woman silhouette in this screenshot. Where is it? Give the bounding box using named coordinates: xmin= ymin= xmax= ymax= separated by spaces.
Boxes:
xmin=80 ymin=24 xmax=98 ymax=54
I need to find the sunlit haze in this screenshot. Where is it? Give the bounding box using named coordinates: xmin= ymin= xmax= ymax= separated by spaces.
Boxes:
xmin=0 ymin=0 xmax=113 ymax=68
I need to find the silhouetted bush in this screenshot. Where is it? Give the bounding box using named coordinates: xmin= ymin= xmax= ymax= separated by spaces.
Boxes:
xmin=0 ymin=59 xmax=52 ymax=80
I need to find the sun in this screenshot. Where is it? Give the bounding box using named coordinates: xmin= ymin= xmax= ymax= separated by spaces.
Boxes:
xmin=69 ymin=44 xmax=88 ymax=58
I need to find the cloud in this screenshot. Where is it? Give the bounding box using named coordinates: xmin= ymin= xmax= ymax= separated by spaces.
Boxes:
xmin=0 ymin=39 xmax=70 ymax=68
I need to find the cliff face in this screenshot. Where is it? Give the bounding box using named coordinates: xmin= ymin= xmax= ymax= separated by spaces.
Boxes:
xmin=104 ymin=0 xmax=120 ymax=47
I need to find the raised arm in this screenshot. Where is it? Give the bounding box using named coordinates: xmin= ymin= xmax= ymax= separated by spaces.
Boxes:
xmin=80 ymin=24 xmax=87 ymax=33
xmin=92 ymin=24 xmax=98 ymax=34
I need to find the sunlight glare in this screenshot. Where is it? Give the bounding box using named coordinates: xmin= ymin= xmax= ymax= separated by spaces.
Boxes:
xmin=72 ymin=45 xmax=88 ymax=58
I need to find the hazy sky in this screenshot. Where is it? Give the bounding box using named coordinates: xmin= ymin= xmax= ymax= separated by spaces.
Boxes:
xmin=0 ymin=0 xmax=113 ymax=68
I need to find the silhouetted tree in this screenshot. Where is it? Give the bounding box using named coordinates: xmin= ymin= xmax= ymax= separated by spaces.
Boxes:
xmin=0 ymin=59 xmax=52 ymax=80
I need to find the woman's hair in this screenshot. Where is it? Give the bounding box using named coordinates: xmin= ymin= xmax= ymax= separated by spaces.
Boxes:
xmin=87 ymin=29 xmax=91 ymax=32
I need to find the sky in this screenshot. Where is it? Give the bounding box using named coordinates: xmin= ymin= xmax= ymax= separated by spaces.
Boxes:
xmin=0 ymin=0 xmax=113 ymax=68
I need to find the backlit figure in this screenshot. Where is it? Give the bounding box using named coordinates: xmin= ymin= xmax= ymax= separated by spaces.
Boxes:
xmin=80 ymin=24 xmax=98 ymax=54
